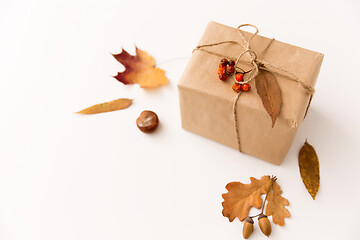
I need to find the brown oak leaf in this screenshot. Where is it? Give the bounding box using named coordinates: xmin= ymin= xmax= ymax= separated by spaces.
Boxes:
xmin=255 ymin=69 xmax=282 ymax=127
xmin=113 ymin=47 xmax=168 ymax=88
xmin=265 ymin=181 xmax=291 ymax=226
xmin=222 ymin=176 xmax=272 ymax=222
xmin=76 ymin=98 xmax=132 ymax=114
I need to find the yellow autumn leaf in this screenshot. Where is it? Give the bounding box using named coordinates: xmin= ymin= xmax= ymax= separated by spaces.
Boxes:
xmin=76 ymin=98 xmax=132 ymax=114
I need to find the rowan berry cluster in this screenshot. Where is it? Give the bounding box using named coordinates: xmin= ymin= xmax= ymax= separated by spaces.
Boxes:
xmin=217 ymin=58 xmax=251 ymax=93
xmin=217 ymin=58 xmax=235 ymax=80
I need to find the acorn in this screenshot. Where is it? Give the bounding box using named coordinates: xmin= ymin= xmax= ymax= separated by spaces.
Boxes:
xmin=242 ymin=217 xmax=254 ymax=239
xmin=258 ymin=214 xmax=271 ymax=237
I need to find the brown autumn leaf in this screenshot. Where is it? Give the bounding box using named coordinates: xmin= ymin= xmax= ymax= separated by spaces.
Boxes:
xmin=222 ymin=176 xmax=272 ymax=222
xmin=298 ymin=140 xmax=320 ymax=199
xmin=255 ymin=69 xmax=282 ymax=127
xmin=265 ymin=181 xmax=291 ymax=226
xmin=77 ymin=98 xmax=132 ymax=114
xmin=113 ymin=47 xmax=169 ymax=88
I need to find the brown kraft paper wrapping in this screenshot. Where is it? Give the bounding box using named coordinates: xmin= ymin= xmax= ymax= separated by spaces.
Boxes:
xmin=177 ymin=21 xmax=324 ymax=165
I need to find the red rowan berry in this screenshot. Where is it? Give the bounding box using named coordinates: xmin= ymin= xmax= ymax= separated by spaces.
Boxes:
xmin=235 ymin=73 xmax=244 ymax=82
xmin=226 ymin=65 xmax=235 ymax=75
xmin=242 ymin=83 xmax=251 ymax=92
xmin=220 ymin=58 xmax=228 ymax=66
xmin=232 ymin=82 xmax=242 ymax=92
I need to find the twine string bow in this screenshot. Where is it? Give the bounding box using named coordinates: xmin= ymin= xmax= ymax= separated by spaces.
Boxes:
xmin=193 ymin=24 xmax=315 ymax=152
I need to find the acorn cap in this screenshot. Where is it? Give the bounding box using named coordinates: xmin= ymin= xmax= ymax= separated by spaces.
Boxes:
xmin=245 ymin=217 xmax=254 ymax=224
xmin=258 ymin=213 xmax=268 ymax=220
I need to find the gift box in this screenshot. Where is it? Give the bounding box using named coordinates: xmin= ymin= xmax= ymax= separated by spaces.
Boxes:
xmin=177 ymin=22 xmax=324 ymax=165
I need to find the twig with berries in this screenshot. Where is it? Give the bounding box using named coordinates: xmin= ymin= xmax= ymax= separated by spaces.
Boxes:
xmin=217 ymin=58 xmax=251 ymax=93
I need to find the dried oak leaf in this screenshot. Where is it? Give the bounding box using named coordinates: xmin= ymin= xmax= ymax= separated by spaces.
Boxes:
xmin=77 ymin=98 xmax=132 ymax=114
xmin=255 ymin=69 xmax=282 ymax=127
xmin=113 ymin=47 xmax=168 ymax=88
xmin=265 ymin=181 xmax=291 ymax=226
xmin=298 ymin=140 xmax=320 ymax=199
xmin=222 ymin=176 xmax=272 ymax=222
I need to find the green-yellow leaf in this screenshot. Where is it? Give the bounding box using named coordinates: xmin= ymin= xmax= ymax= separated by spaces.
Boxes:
xmin=77 ymin=98 xmax=132 ymax=114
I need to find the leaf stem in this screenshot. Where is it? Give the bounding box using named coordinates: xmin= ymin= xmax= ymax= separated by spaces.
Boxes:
xmin=248 ymin=176 xmax=277 ymax=219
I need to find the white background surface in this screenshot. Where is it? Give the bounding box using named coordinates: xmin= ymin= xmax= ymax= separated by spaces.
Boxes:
xmin=1 ymin=0 xmax=360 ymax=239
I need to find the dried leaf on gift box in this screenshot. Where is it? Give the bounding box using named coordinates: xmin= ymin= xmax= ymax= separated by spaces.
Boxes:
xmin=76 ymin=98 xmax=132 ymax=114
xmin=255 ymin=69 xmax=282 ymax=127
xmin=265 ymin=181 xmax=291 ymax=226
xmin=222 ymin=176 xmax=273 ymax=222
xmin=298 ymin=140 xmax=320 ymax=199
xmin=113 ymin=47 xmax=168 ymax=88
